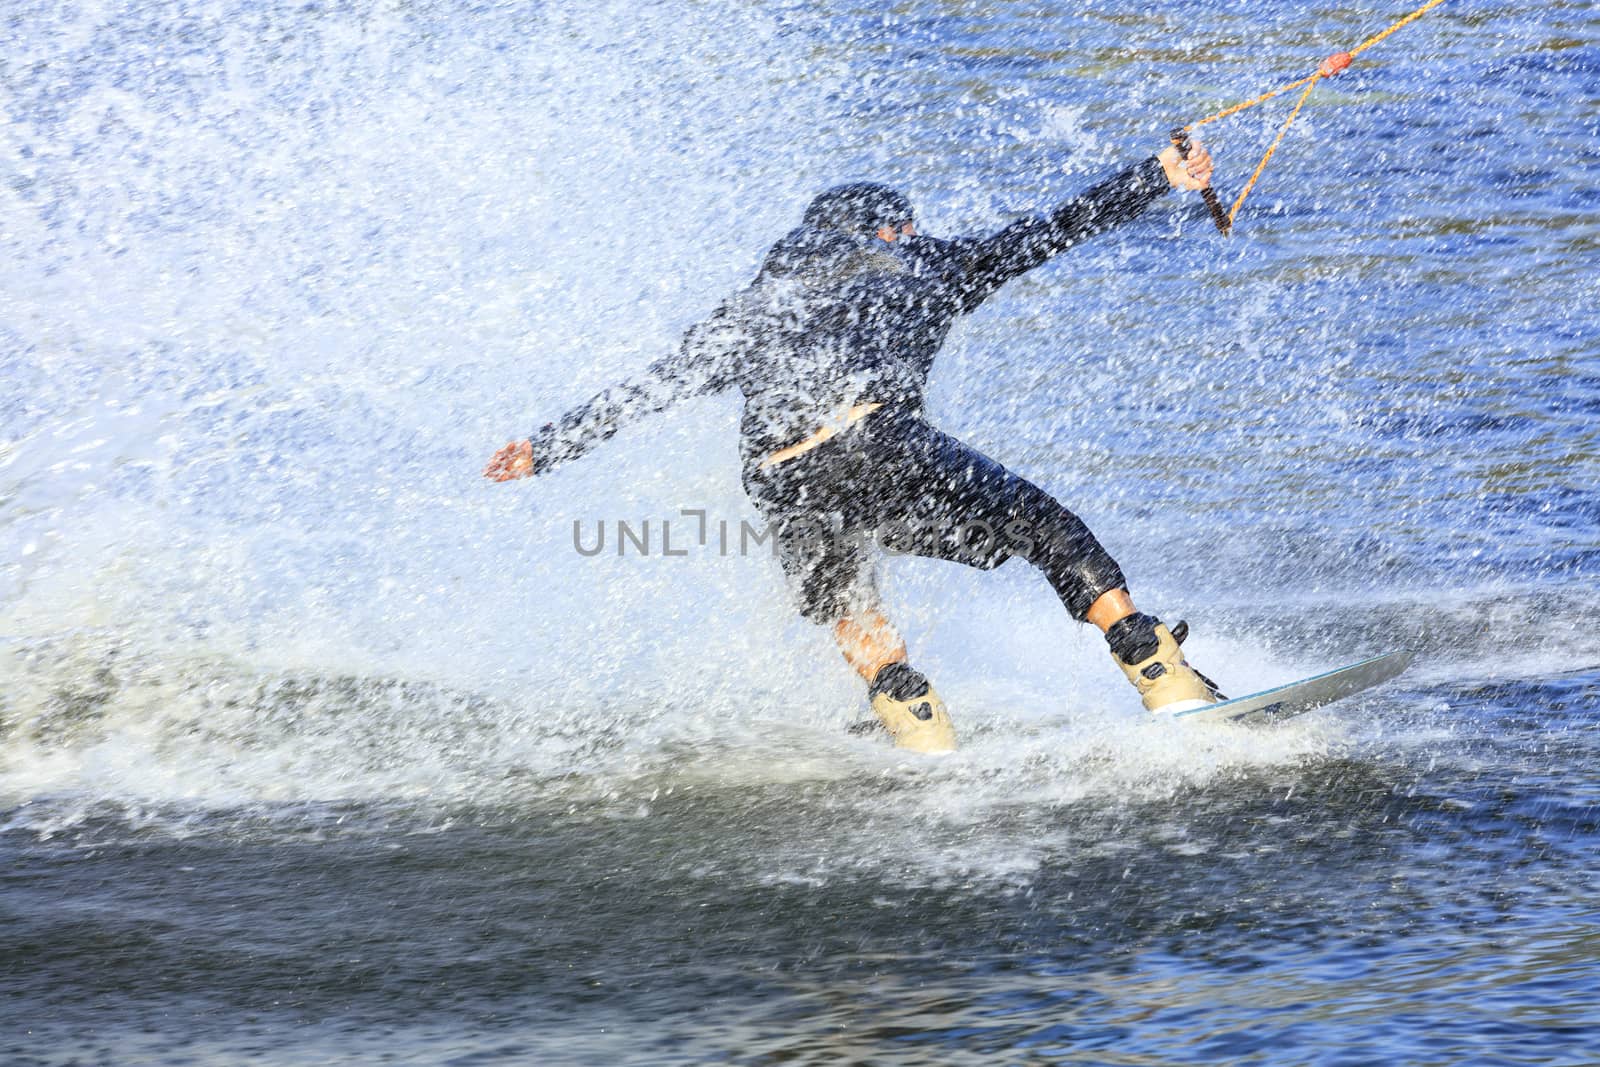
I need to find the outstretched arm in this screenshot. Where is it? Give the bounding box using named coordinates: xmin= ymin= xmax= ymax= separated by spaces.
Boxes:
xmin=954 ymin=139 xmax=1213 ymax=311
xmin=484 ymin=309 xmax=749 ymax=482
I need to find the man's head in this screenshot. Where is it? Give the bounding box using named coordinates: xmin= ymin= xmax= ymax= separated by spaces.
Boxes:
xmin=755 ymin=182 xmax=915 ymax=284
xmin=802 ymin=182 xmax=915 ymax=243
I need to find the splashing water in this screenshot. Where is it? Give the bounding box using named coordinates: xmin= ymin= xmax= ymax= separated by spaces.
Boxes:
xmin=2 ymin=1 xmax=1598 ymax=1063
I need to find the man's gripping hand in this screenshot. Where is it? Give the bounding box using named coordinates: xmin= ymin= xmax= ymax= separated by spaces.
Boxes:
xmin=484 ymin=439 xmax=535 ymax=482
xmin=1157 ymin=138 xmax=1213 ymax=191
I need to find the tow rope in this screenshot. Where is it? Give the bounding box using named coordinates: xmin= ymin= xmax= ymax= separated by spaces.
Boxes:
xmin=1170 ymin=0 xmax=1449 ymax=235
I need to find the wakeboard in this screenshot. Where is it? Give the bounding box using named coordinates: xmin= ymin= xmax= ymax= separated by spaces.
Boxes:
xmin=1169 ymin=649 xmax=1415 ymax=726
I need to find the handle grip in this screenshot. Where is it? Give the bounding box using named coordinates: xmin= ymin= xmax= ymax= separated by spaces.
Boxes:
xmin=1170 ymin=127 xmax=1231 ymax=236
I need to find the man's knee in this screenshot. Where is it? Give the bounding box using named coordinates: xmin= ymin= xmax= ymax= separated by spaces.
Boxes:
xmin=1008 ymin=499 xmax=1126 ymax=621
xmin=794 ymin=555 xmax=877 ymax=624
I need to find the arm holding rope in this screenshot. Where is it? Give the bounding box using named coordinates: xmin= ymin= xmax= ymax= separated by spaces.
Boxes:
xmin=954 ymin=140 xmax=1212 ymax=311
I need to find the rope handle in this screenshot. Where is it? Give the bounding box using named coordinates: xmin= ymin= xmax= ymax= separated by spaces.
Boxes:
xmin=1169 ymin=127 xmax=1231 ymax=236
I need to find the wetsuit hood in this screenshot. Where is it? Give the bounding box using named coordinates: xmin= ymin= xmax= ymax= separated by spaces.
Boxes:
xmin=801 ymin=182 xmax=914 ymax=237
xmin=754 ymin=182 xmax=912 ymax=286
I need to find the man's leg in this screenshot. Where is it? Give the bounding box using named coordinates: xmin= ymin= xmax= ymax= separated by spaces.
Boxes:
xmin=863 ymin=414 xmax=1222 ymax=713
xmin=759 ymin=497 xmax=958 ymax=753
xmin=832 ymin=602 xmax=956 ymax=753
xmin=833 ymin=608 xmax=904 ymax=682
xmin=1084 ymin=588 xmax=1138 ymax=632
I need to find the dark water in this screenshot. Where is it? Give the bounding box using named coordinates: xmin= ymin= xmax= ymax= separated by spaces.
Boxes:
xmin=4 ymin=0 xmax=1599 ymax=1063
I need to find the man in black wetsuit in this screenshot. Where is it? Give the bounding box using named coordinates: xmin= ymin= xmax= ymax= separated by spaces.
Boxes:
xmin=487 ymin=138 xmax=1223 ymax=752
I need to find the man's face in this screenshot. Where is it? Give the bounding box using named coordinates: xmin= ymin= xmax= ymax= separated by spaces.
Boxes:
xmin=875 ymin=220 xmax=916 ymax=243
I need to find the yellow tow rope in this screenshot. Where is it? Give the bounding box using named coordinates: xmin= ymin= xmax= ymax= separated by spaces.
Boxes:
xmin=1174 ymin=0 xmax=1450 ymax=234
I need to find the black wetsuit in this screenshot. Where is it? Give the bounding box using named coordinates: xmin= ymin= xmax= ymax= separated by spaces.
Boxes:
xmin=528 ymin=157 xmax=1172 ymax=623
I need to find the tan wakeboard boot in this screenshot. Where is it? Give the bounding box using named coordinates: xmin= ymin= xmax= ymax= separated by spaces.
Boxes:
xmin=1105 ymin=613 xmax=1224 ymax=714
xmin=868 ymin=661 xmax=957 ymax=753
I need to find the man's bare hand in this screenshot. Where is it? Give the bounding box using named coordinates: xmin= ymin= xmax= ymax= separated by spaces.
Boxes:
xmin=484 ymin=439 xmax=535 ymax=482
xmin=1158 ymin=139 xmax=1213 ymax=191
